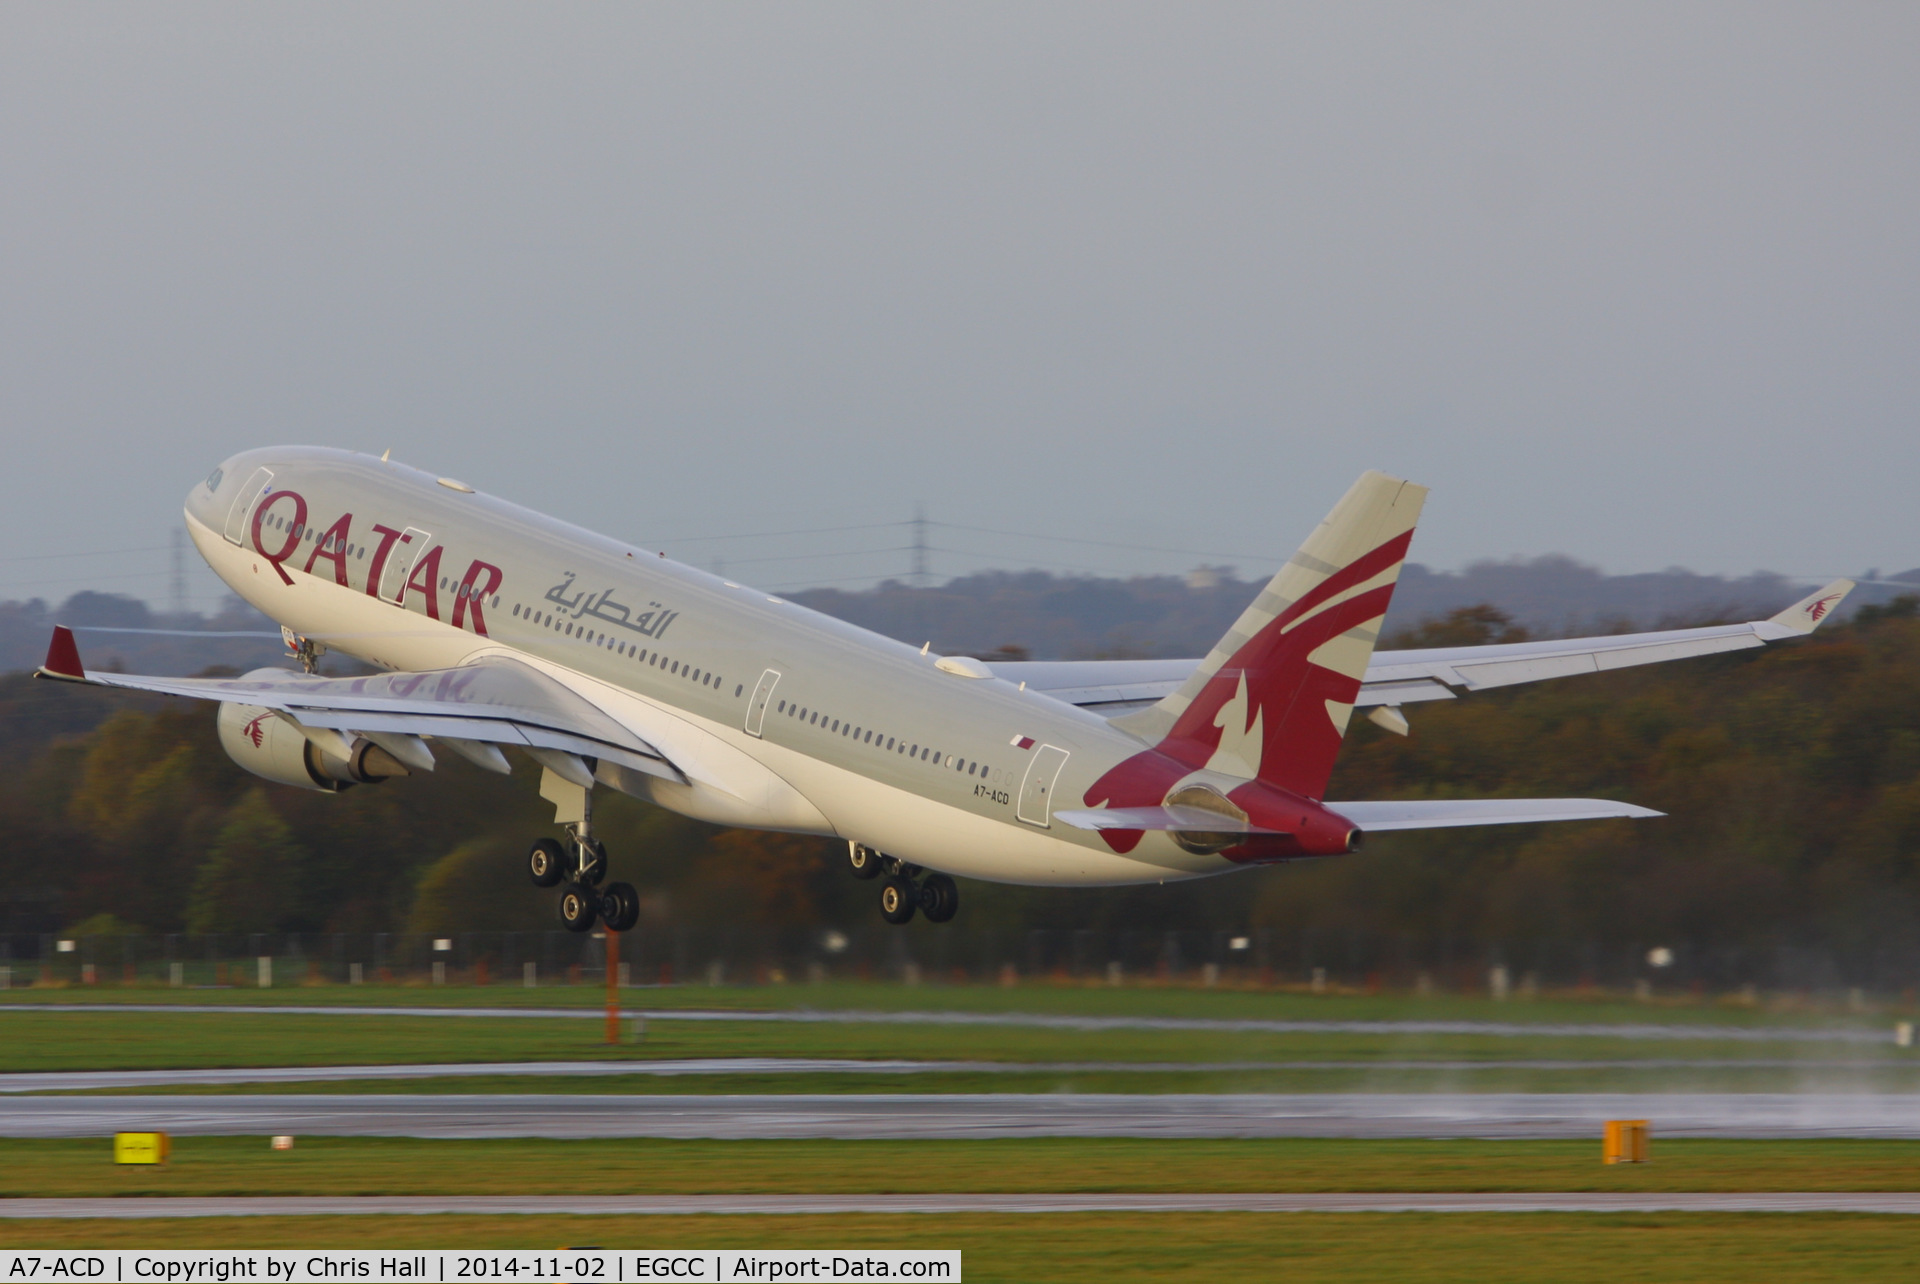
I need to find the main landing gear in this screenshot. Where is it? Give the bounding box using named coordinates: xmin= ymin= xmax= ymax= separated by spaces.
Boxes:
xmin=848 ymin=842 xmax=958 ymax=926
xmin=529 ymin=780 xmax=637 ymax=933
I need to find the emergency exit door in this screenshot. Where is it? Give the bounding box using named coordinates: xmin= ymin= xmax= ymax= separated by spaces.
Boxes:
xmin=1016 ymin=745 xmax=1071 ymax=828
xmin=379 ymin=527 xmax=433 ymax=603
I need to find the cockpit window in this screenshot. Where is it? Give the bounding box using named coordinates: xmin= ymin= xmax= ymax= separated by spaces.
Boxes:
xmin=204 ymin=467 xmax=224 ymax=493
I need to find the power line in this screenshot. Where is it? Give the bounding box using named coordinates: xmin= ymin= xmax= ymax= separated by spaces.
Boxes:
xmin=644 ymin=520 xmax=907 ymax=546
xmin=170 ymin=530 xmax=187 ymax=616
xmin=930 ymin=520 xmax=1279 ymax=564
xmin=912 ymin=504 xmax=929 ymax=587
xmin=708 ymin=545 xmax=919 ymax=570
xmin=0 ymin=544 xmax=171 ymax=564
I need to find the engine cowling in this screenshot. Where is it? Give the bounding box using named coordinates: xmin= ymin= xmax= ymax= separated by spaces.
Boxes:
xmin=216 ymin=698 xmax=411 ymax=793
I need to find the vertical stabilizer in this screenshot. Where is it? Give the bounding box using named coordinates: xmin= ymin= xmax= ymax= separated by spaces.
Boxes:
xmin=1111 ymin=471 xmax=1425 ymax=799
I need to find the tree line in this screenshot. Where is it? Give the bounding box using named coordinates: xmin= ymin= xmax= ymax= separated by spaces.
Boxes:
xmin=3 ymin=598 xmax=1918 ymax=987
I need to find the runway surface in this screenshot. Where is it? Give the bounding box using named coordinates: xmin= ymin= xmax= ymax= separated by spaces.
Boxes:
xmin=0 ymin=1058 xmax=1902 ymax=1093
xmin=1 ymin=1193 xmax=1917 ymax=1217
xmin=6 ymin=1093 xmax=1920 ymax=1138
xmin=0 ymin=1002 xmax=1891 ymax=1044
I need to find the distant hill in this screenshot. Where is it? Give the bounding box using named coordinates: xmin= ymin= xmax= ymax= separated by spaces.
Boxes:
xmin=0 ymin=593 xmax=292 ymax=679
xmin=790 ymin=557 xmax=1914 ymax=660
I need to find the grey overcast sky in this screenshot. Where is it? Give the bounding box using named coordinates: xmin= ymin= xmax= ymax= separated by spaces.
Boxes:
xmin=2 ymin=3 xmax=1917 ymax=609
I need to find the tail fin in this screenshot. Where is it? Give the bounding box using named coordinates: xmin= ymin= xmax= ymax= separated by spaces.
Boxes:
xmin=1112 ymin=470 xmax=1426 ymax=799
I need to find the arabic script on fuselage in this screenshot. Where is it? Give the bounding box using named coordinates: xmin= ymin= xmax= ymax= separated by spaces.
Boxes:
xmin=543 ymin=573 xmax=679 ymax=639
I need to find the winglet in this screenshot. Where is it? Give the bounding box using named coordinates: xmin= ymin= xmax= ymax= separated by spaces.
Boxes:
xmin=1767 ymin=579 xmax=1855 ymax=635
xmin=36 ymin=626 xmax=86 ymax=681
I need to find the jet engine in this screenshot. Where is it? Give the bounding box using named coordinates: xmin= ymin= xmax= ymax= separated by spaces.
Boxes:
xmin=216 ymin=698 xmax=411 ymax=793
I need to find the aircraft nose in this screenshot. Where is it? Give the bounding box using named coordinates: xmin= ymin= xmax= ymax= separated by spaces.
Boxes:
xmin=186 ymin=459 xmax=236 ymax=528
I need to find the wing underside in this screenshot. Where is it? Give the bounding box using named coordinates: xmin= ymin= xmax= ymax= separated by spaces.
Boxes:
xmin=36 ymin=627 xmax=680 ymax=782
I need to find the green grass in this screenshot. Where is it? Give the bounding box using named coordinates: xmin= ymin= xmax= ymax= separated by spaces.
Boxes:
xmin=1 ymin=1212 xmax=1917 ymax=1281
xmin=5 ymin=1137 xmax=1920 ymax=1198
xmin=2 ymin=1002 xmax=1914 ymax=1098
xmin=0 ymin=979 xmax=1893 ymax=1031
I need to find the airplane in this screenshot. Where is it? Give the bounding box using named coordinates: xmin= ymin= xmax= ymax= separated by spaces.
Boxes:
xmin=36 ymin=448 xmax=1852 ymax=931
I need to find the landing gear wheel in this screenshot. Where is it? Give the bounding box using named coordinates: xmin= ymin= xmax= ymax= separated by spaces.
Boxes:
xmin=528 ymin=838 xmax=567 ymax=888
xmin=575 ymin=838 xmax=607 ymax=887
xmin=878 ymin=874 xmax=917 ymax=925
xmin=919 ymin=872 xmax=959 ymax=923
xmin=600 ymin=881 xmax=640 ymax=933
xmin=847 ymin=842 xmax=884 ymax=881
xmin=558 ymin=882 xmax=599 ymax=932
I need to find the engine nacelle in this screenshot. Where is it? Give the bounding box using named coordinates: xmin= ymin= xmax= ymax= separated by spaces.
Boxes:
xmin=217 ymin=696 xmax=412 ymax=794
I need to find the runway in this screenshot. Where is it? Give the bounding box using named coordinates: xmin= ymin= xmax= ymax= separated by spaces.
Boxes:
xmin=0 ymin=1058 xmax=1901 ymax=1093
xmin=0 ymin=1193 xmax=1917 ymax=1217
xmin=0 ymin=1002 xmax=1891 ymax=1044
xmin=6 ymin=1092 xmax=1920 ymax=1138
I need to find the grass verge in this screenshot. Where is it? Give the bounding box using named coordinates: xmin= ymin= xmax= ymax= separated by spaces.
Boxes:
xmin=0 ymin=1010 xmax=1904 ymax=1076
xmin=4 ymin=1137 xmax=1920 ymax=1198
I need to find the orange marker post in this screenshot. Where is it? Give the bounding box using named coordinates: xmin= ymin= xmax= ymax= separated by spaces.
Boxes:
xmin=605 ymin=927 xmax=620 ymax=1045
xmin=1603 ymin=1119 xmax=1649 ymax=1164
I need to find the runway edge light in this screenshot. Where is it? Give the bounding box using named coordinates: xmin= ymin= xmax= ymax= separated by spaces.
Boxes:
xmin=114 ymin=1132 xmax=169 ymax=1165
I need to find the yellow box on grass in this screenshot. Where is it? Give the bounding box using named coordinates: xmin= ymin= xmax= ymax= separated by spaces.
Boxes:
xmin=114 ymin=1131 xmax=170 ymax=1165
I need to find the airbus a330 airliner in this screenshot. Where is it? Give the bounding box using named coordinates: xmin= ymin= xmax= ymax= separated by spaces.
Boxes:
xmin=38 ymin=448 xmax=1851 ymax=931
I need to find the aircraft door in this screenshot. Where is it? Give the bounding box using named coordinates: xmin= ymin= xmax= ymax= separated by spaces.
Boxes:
xmin=745 ymin=668 xmax=781 ymax=738
xmin=1016 ymin=744 xmax=1070 ymax=828
xmin=379 ymin=527 xmax=433 ymax=603
xmin=222 ymin=468 xmax=274 ymax=545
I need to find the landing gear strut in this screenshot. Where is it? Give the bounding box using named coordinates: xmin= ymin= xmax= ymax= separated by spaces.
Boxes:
xmin=850 ymin=846 xmax=959 ymax=926
xmin=532 ymin=774 xmax=635 ymax=933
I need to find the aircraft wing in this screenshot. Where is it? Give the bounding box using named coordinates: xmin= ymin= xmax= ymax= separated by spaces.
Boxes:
xmin=33 ymin=626 xmax=680 ymax=783
xmin=993 ymin=579 xmax=1855 ymax=716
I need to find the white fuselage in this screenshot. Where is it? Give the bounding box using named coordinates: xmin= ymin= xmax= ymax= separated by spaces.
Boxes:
xmin=187 ymin=447 xmax=1238 ymax=887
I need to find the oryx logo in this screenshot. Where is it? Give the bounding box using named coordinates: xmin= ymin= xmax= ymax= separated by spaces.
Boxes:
xmin=1807 ymin=592 xmax=1842 ymax=623
xmin=242 ymin=714 xmax=268 ymax=748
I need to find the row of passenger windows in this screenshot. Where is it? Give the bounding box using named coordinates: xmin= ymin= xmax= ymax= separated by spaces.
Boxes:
xmin=433 ymin=575 xmax=501 ymax=608
xmin=267 ymin=514 xmax=365 ymax=559
xmin=508 ymin=602 xmax=739 ymax=697
xmin=773 ymin=698 xmax=1003 ymax=782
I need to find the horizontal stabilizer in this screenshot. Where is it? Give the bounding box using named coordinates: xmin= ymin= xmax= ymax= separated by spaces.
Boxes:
xmin=1328 ymin=797 xmax=1663 ymax=831
xmin=1054 ymin=806 xmax=1291 ymax=835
